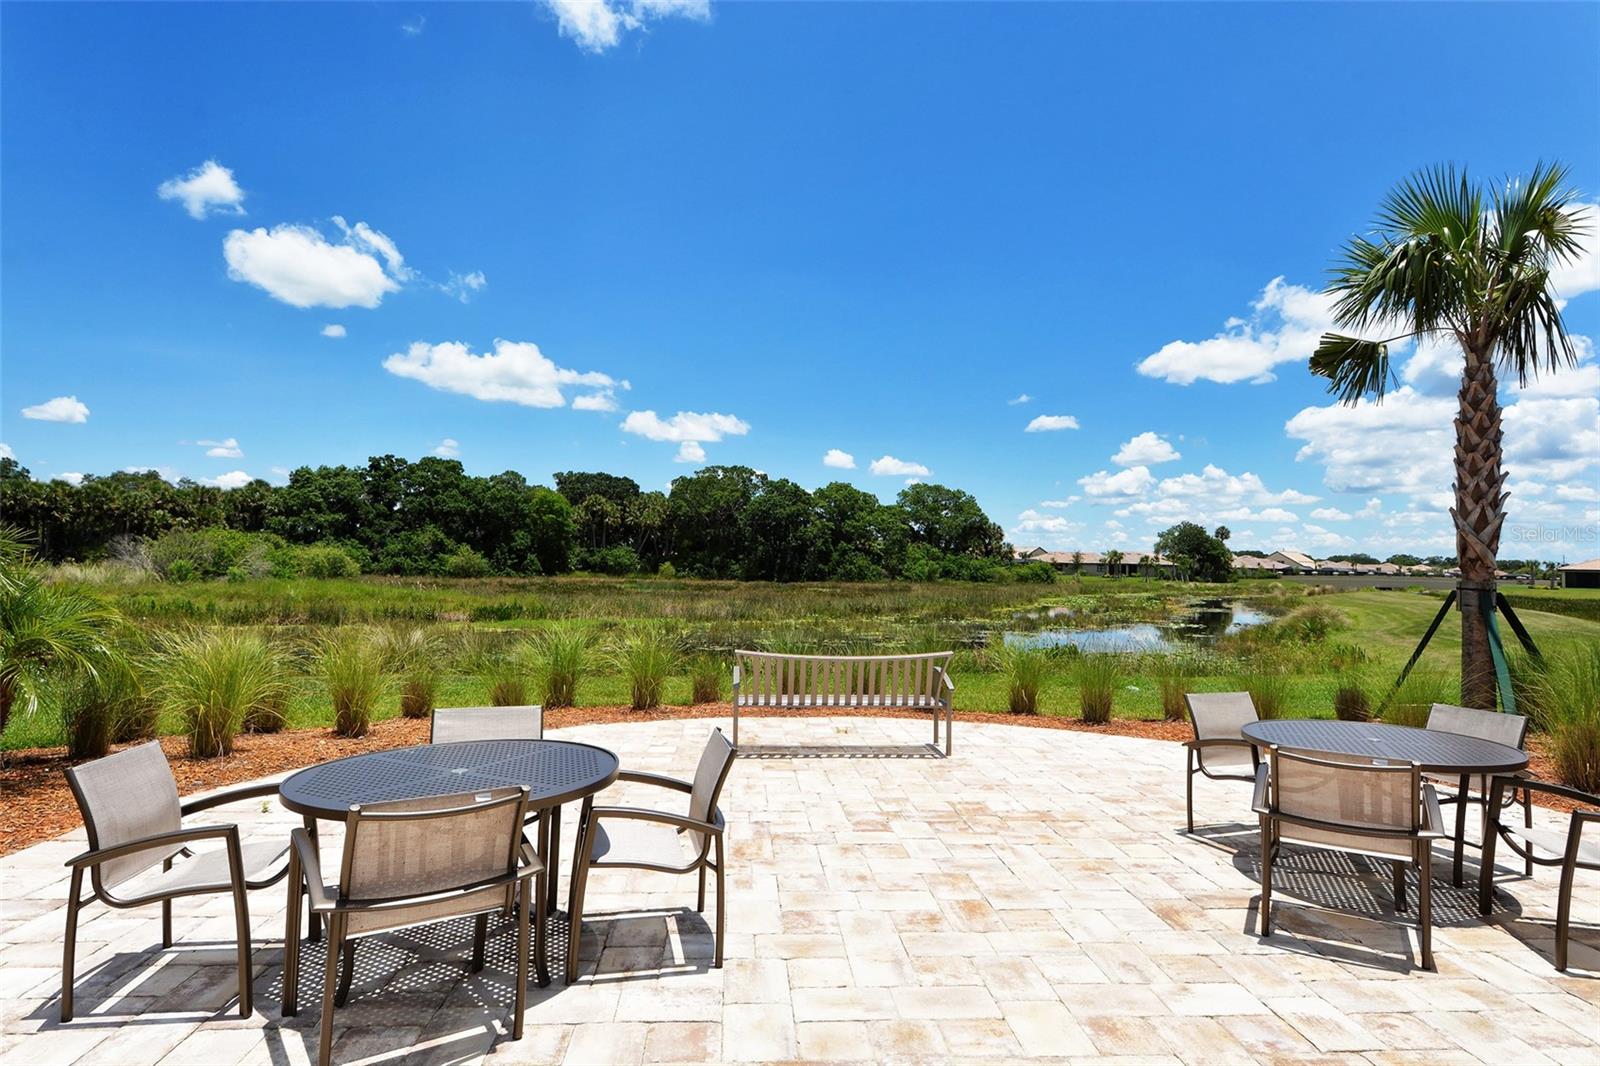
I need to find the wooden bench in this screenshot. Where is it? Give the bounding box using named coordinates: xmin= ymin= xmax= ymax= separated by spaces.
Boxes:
xmin=731 ymin=650 xmax=957 ymax=756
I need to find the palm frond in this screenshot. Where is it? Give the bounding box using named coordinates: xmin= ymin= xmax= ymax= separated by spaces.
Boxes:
xmin=1309 ymin=333 xmax=1397 ymax=405
xmin=1492 ymin=160 xmax=1586 ymax=269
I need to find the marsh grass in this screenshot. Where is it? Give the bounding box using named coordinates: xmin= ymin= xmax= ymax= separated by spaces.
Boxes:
xmin=59 ymin=657 xmax=149 ymax=758
xmin=1381 ymin=666 xmax=1456 ymax=728
xmin=990 ymin=640 xmax=1047 ymax=714
xmin=537 ymin=626 xmax=589 ymax=709
xmin=610 ymin=625 xmax=680 ymax=710
xmin=1075 ymin=653 xmax=1119 ymax=724
xmin=689 ymin=653 xmax=724 ymax=704
xmin=382 ymin=627 xmax=442 ymax=719
xmin=1533 ymin=644 xmax=1600 ymax=792
xmin=321 ymin=628 xmax=386 ymax=737
xmin=158 ymin=630 xmax=288 ymax=758
xmin=1238 ymin=667 xmax=1292 ymax=720
xmin=1152 ymin=655 xmax=1193 ymax=721
xmin=1332 ymin=670 xmax=1372 ymax=722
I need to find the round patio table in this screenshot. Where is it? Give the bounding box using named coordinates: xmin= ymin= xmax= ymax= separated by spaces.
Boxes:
xmin=279 ymin=739 xmax=619 ymax=984
xmin=1240 ymin=719 xmax=1528 ymax=886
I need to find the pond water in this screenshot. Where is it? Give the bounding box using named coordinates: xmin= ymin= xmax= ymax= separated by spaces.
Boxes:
xmin=1004 ymin=599 xmax=1271 ymax=653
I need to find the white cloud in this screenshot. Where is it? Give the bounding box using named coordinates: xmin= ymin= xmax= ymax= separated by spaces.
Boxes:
xmin=1079 ymin=466 xmax=1156 ymax=498
xmin=1039 ymin=497 xmax=1078 ymax=508
xmin=332 ymin=216 xmax=413 ymax=281
xmin=869 ymin=455 xmax=930 ymax=477
xmin=1550 ymin=202 xmax=1600 ymax=307
xmin=675 ymin=441 xmax=707 ymax=464
xmin=321 ymin=324 xmax=347 ymax=339
xmin=401 ymin=15 xmax=426 ymax=35
xmin=0 ymin=443 xmax=12 ymax=460
xmin=202 ymin=470 xmax=253 ymax=489
xmin=224 ymin=223 xmax=403 ymax=309
xmin=197 ymin=437 xmax=243 ymax=459
xmin=572 ymin=391 xmax=620 ymax=412
xmin=1009 ymin=509 xmax=1082 ymax=539
xmin=441 ymin=270 xmax=487 ymax=303
xmin=56 ymin=472 xmax=84 ymax=486
xmin=542 ymin=0 xmax=709 ymax=52
xmin=384 ymin=339 xmax=623 ymax=408
xmin=1008 ymin=393 xmax=1032 ymax=405
xmin=1215 ymin=506 xmax=1299 ymax=524
xmin=1112 ymin=432 xmax=1180 ymax=466
xmin=157 ymin=160 xmax=245 ymax=219
xmin=1024 ymin=414 xmax=1080 ymax=433
xmin=1136 ymin=277 xmax=1343 ymax=386
xmin=623 ymin=410 xmax=749 ymax=444
xmin=822 ymin=448 xmax=856 ymax=470
xmin=433 ymin=438 xmax=461 ymax=458
xmin=21 ymin=396 xmax=89 ymax=423
xmin=1310 ymin=507 xmax=1353 ymax=522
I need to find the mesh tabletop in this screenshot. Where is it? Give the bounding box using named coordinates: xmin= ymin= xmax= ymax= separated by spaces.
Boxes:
xmin=1240 ymin=720 xmax=1527 ymax=775
xmin=278 ymin=740 xmax=620 ymax=819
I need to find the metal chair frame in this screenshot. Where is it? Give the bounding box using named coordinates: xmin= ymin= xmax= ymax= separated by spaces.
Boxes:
xmin=1183 ymin=692 xmax=1261 ymax=833
xmin=1424 ymin=703 xmax=1535 ymax=886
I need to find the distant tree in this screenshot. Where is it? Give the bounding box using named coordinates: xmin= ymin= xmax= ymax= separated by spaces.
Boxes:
xmin=1213 ymin=525 xmax=1232 ymax=543
xmin=668 ymin=466 xmax=768 ymax=578
xmin=896 ymin=483 xmax=1005 ymax=559
xmin=1104 ymin=549 xmax=1124 ymax=577
xmin=1070 ymin=550 xmax=1083 ymax=575
xmin=1386 ymin=553 xmax=1423 ymax=567
xmin=552 ymin=471 xmax=640 ymax=509
xmin=1153 ymin=522 xmax=1234 ymax=583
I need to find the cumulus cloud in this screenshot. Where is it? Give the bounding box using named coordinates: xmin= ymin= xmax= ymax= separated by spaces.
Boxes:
xmin=0 ymin=443 xmax=12 ymax=460
xmin=21 ymin=396 xmax=89 ymax=423
xmin=157 ymin=160 xmax=245 ymax=219
xmin=1136 ymin=277 xmax=1343 ymax=386
xmin=441 ymin=271 xmax=487 ymax=303
xmin=57 ymin=472 xmax=85 ymax=486
xmin=542 ymin=0 xmax=709 ymax=52
xmin=224 ymin=222 xmax=404 ymax=309
xmin=571 ymin=392 xmax=620 ymax=412
xmin=1310 ymin=506 xmax=1353 ymax=522
xmin=383 ymin=339 xmax=623 ymax=408
xmin=1009 ymin=509 xmax=1082 ymax=540
xmin=868 ymin=455 xmax=930 ymax=477
xmin=1024 ymin=414 xmax=1080 ymax=432
xmin=1550 ymin=201 xmax=1600 ymax=307
xmin=433 ymin=438 xmax=461 ymax=458
xmin=1039 ymin=497 xmax=1078 ymax=508
xmin=202 ymin=471 xmax=254 ymax=489
xmin=1079 ymin=466 xmax=1156 ymax=498
xmin=1008 ymin=393 xmax=1032 ymax=405
xmin=1112 ymin=432 xmax=1180 ymax=466
xmin=622 ymin=410 xmax=749 ymax=462
xmin=321 ymin=324 xmax=347 ymax=339
xmin=675 ymin=441 xmax=707 ymax=464
xmin=195 ymin=437 xmax=244 ymax=459
xmin=822 ymin=449 xmax=856 ymax=470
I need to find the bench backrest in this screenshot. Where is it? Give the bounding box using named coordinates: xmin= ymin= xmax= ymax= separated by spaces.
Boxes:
xmin=734 ymin=650 xmax=953 ymax=706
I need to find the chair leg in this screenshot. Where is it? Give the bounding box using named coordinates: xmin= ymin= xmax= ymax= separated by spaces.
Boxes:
xmin=162 ymin=857 xmax=173 ymax=947
xmin=714 ymin=837 xmax=726 ymax=969
xmin=1417 ymin=846 xmax=1434 ymax=971
xmin=61 ymin=868 xmax=84 ymax=1023
xmin=304 ymin=817 xmax=322 ymax=944
xmin=229 ymin=847 xmax=253 ymax=1018
xmin=1523 ymin=788 xmax=1534 ymax=878
xmin=284 ymin=849 xmax=303 ymax=1017
xmin=1257 ymin=816 xmax=1273 ymax=936
xmin=514 ymin=879 xmax=530 ymax=1039
xmin=472 ymin=913 xmax=489 ymax=973
xmin=697 ymin=865 xmax=707 ymax=913
xmin=1392 ymin=860 xmax=1407 ymax=913
xmin=334 ymin=940 xmax=356 ymax=1007
xmin=1185 ymin=749 xmax=1195 ymax=834
xmin=319 ymin=917 xmax=343 ymax=1066
xmin=1453 ymin=774 xmax=1469 ymax=888
xmin=1556 ymin=854 xmax=1577 ymax=972
xmin=566 ymin=798 xmax=595 ymax=984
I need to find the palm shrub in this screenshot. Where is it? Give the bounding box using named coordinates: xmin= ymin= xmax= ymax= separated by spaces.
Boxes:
xmin=158 ymin=629 xmax=287 ymax=758
xmin=321 ymin=628 xmax=386 ymax=738
xmin=1075 ymin=653 xmax=1120 ymax=724
xmin=382 ymin=627 xmax=442 ymax=719
xmin=610 ymin=625 xmax=679 ymax=710
xmin=689 ymin=653 xmax=724 ymax=704
xmin=537 ymin=626 xmax=589 ymax=709
xmin=1533 ymin=644 xmax=1600 ymax=793
xmin=991 ymin=640 xmax=1046 ymax=714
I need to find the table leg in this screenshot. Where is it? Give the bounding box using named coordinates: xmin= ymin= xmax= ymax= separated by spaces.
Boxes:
xmin=303 ymin=816 xmax=322 ymax=943
xmin=547 ymin=804 xmax=561 ymax=917
xmin=533 ymin=814 xmax=551 ymax=988
xmin=1453 ymin=774 xmax=1470 ymax=888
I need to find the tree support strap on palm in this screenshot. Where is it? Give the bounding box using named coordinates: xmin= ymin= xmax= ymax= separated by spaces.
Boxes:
xmin=1379 ymin=588 xmax=1540 ymax=716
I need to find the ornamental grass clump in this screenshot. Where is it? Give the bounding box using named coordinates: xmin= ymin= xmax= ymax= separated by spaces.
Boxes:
xmin=321 ymin=628 xmax=386 ymax=738
xmin=689 ymin=653 xmax=724 ymax=704
xmin=611 ymin=625 xmax=680 ymax=710
xmin=991 ymin=640 xmax=1046 ymax=715
xmin=1153 ymin=654 xmax=1193 ymax=722
xmin=1382 ymin=666 xmax=1456 ymax=728
xmin=1533 ymin=644 xmax=1600 ymax=793
xmin=1238 ymin=666 xmax=1293 ymax=721
xmin=1075 ymin=653 xmax=1120 ymax=724
xmin=1333 ymin=672 xmax=1372 ymax=722
xmin=159 ymin=629 xmax=288 ymax=758
xmin=382 ymin=627 xmax=442 ymax=719
xmin=537 ymin=626 xmax=589 ymax=709
xmin=59 ymin=656 xmax=148 ymax=759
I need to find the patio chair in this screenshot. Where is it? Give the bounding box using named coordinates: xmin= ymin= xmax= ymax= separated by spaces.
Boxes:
xmin=1183 ymin=692 xmax=1261 ymax=832
xmin=1479 ymin=775 xmax=1600 ymax=971
xmin=1253 ymin=746 xmax=1445 ymax=970
xmin=429 ymin=705 xmax=560 ymax=914
xmin=60 ymin=740 xmax=291 ymax=1022
xmin=1425 ymin=702 xmax=1533 ymax=883
xmin=282 ymin=787 xmax=542 ymax=1066
xmin=565 ymin=728 xmax=735 ymax=984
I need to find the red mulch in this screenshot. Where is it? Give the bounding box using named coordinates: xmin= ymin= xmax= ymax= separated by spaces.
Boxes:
xmin=0 ymin=705 xmax=1582 ymax=857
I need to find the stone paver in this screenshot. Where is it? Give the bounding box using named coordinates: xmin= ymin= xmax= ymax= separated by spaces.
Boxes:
xmin=2 ymin=714 xmax=1596 ymax=1064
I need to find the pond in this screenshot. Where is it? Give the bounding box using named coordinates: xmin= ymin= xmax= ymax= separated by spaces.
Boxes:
xmin=1004 ymin=599 xmax=1271 ymax=653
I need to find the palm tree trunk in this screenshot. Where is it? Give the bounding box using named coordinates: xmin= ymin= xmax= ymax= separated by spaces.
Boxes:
xmin=1451 ymin=348 xmax=1507 ymax=710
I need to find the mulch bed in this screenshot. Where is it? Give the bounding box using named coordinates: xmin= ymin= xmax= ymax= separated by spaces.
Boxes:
xmin=0 ymin=705 xmax=1581 ymax=857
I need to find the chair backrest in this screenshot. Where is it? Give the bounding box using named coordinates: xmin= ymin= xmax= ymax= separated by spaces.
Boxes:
xmin=64 ymin=740 xmax=183 ymax=890
xmin=1425 ymin=703 xmax=1528 ymax=751
xmin=686 ymin=729 xmax=737 ymax=853
xmin=430 ymin=705 xmax=543 ymax=744
xmin=1185 ymin=692 xmax=1258 ymax=743
xmin=1269 ymin=747 xmax=1420 ymax=837
xmin=734 ymin=650 xmax=953 ymax=706
xmin=339 ymin=788 xmax=529 ymax=904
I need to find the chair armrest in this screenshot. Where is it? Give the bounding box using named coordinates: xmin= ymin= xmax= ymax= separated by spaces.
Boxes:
xmin=66 ymin=824 xmax=237 ymax=870
xmin=1493 ymin=775 xmax=1600 ymax=809
xmin=940 ymin=671 xmax=955 ymax=692
xmin=180 ymin=780 xmax=281 ymax=816
xmin=1250 ymin=764 xmax=1269 ymax=815
xmin=1186 ymin=737 xmax=1256 ymax=751
xmin=731 ymin=664 xmax=741 ymax=685
xmin=590 ymin=805 xmax=724 ymax=836
xmin=616 ymin=770 xmax=693 ymax=794
xmin=290 ymin=827 xmax=337 ymax=912
xmin=1421 ymin=784 xmax=1447 ymax=838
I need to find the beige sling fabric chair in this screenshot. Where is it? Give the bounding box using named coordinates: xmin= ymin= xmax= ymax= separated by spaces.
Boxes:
xmin=282 ymin=787 xmax=542 ymax=1066
xmin=430 ymin=705 xmax=544 ymax=744
xmin=1183 ymin=692 xmax=1261 ymax=832
xmin=1480 ymin=775 xmax=1600 ymax=971
xmin=1425 ymin=702 xmax=1533 ymax=884
xmin=565 ymin=729 xmax=735 ymax=984
xmin=1253 ymin=746 xmax=1445 ymax=970
xmin=60 ymin=741 xmax=290 ymax=1022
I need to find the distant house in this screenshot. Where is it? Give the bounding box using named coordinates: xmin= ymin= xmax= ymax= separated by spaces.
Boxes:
xmin=1559 ymin=558 xmax=1600 ymax=590
xmin=1267 ymin=550 xmax=1317 ymax=573
xmin=1014 ymin=549 xmax=1177 ymax=578
xmin=1233 ymin=555 xmax=1289 ymax=576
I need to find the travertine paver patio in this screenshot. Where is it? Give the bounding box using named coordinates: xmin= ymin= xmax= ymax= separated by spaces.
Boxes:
xmin=2 ymin=715 xmax=1597 ymax=1065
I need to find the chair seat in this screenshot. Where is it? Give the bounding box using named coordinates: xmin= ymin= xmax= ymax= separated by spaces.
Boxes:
xmin=736 ymin=694 xmax=939 ymax=709
xmin=1505 ymin=824 xmax=1600 ymax=867
xmin=1197 ymin=745 xmax=1254 ymax=773
xmin=124 ymin=838 xmax=290 ymax=896
xmin=591 ymin=818 xmax=694 ymax=868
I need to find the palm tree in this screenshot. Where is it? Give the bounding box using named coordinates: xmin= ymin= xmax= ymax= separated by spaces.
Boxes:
xmin=1103 ymin=549 xmax=1124 ymax=578
xmin=1311 ymin=163 xmax=1587 ymax=709
xmin=0 ymin=527 xmax=121 ymax=737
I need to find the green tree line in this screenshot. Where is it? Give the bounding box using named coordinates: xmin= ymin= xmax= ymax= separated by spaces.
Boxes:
xmin=0 ymin=456 xmax=1011 ymax=582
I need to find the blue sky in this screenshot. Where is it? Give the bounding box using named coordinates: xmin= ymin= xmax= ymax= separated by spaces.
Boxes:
xmin=4 ymin=1 xmax=1598 ymax=561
